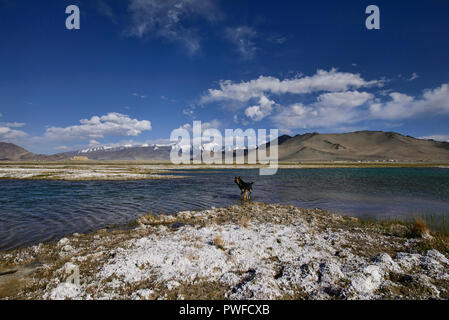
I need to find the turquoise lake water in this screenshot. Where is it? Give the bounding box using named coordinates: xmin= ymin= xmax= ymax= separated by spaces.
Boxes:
xmin=1 ymin=168 xmax=449 ymax=250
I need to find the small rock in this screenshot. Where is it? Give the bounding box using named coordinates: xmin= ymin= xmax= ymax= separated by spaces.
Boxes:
xmin=373 ymin=253 xmax=402 ymax=273
xmin=62 ymin=245 xmax=74 ymax=252
xmin=426 ymin=250 xmax=449 ymax=265
xmin=48 ymin=282 xmax=80 ymax=300
xmin=349 ymin=265 xmax=384 ymax=297
xmin=57 ymin=238 xmax=70 ymax=246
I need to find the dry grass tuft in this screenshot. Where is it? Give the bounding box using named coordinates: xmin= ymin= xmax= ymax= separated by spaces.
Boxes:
xmin=213 ymin=236 xmax=225 ymax=250
xmin=239 ymin=216 xmax=250 ymax=228
xmin=409 ymin=219 xmax=432 ymax=239
xmin=410 ymin=219 xmax=430 ymax=238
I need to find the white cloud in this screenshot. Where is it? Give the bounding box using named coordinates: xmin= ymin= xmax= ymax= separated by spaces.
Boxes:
xmin=419 ymin=134 xmax=449 ymax=142
xmin=3 ymin=122 xmax=26 ymax=128
xmin=0 ymin=126 xmax=28 ymax=141
xmin=244 ymin=95 xmax=276 ymax=121
xmin=200 ymin=67 xmax=449 ymax=130
xmin=132 ymin=92 xmax=147 ymax=99
xmin=127 ymin=0 xmax=222 ymax=55
xmin=43 ymin=112 xmax=152 ymax=142
xmin=178 ymin=119 xmax=221 ymax=133
xmin=273 ymin=83 xmax=449 ymax=130
xmin=369 ymin=84 xmax=449 ymax=120
xmin=0 ymin=116 xmax=28 ymax=142
xmin=408 ymin=72 xmax=419 ymax=81
xmin=182 ymin=104 xmax=196 ymax=117
xmin=89 ymin=139 xmax=101 ymax=146
xmin=315 ymin=91 xmax=373 ymax=108
xmin=201 ymin=69 xmax=380 ymax=123
xmin=225 ymin=26 xmax=257 ymax=60
xmin=273 ymin=91 xmax=373 ymax=129
xmin=201 ymin=68 xmax=382 ymax=104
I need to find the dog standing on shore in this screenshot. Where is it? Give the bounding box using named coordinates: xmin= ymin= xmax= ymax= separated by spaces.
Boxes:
xmin=234 ymin=177 xmax=254 ymax=200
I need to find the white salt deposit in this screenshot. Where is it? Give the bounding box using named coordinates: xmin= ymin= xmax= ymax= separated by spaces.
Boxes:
xmin=2 ymin=203 xmax=448 ymax=300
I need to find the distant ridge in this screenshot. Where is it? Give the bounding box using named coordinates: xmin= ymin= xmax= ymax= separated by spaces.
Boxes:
xmin=270 ymin=131 xmax=449 ymax=162
xmin=0 ymin=142 xmax=68 ymax=161
xmin=1 ymin=130 xmax=449 ymax=162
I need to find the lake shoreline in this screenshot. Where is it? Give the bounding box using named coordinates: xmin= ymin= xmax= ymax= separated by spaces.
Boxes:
xmin=0 ymin=162 xmax=448 ymax=180
xmin=1 ymin=202 xmax=448 ymax=300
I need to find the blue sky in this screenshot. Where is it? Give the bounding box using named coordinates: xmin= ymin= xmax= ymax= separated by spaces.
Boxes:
xmin=1 ymin=0 xmax=449 ymax=154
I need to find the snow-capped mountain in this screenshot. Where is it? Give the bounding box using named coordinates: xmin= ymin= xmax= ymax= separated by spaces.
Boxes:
xmin=65 ymin=143 xmax=175 ymax=161
xmin=65 ymin=141 xmax=254 ymax=161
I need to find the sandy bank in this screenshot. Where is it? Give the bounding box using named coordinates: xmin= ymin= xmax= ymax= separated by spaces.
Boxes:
xmin=0 ymin=202 xmax=448 ymax=300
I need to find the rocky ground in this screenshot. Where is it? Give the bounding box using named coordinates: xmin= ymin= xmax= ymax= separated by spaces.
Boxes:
xmin=0 ymin=202 xmax=448 ymax=300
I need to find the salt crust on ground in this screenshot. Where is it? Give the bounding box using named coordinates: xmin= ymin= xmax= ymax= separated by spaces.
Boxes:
xmin=0 ymin=166 xmax=182 ymax=180
xmin=1 ymin=203 xmax=448 ymax=300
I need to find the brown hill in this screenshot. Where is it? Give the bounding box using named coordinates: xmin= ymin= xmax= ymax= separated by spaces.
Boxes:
xmin=0 ymin=142 xmax=68 ymax=161
xmin=273 ymin=131 xmax=449 ymax=162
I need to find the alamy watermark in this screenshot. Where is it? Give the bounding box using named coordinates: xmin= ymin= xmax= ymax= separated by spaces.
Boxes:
xmin=170 ymin=121 xmax=278 ymax=175
xmin=64 ymin=4 xmax=380 ymax=31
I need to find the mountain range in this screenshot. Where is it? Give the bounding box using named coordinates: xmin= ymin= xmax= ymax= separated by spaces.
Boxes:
xmin=1 ymin=130 xmax=449 ymax=162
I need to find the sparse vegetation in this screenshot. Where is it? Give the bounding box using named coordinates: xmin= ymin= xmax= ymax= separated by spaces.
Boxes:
xmin=409 ymin=219 xmax=431 ymax=239
xmin=239 ymin=216 xmax=250 ymax=228
xmin=213 ymin=236 xmax=225 ymax=250
xmin=1 ymin=202 xmax=448 ymax=300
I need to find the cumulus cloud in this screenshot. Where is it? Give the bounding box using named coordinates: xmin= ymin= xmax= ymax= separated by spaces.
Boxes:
xmin=201 ymin=68 xmax=382 ymax=104
xmin=273 ymin=83 xmax=449 ymax=130
xmin=43 ymin=112 xmax=152 ymax=142
xmin=0 ymin=117 xmax=28 ymax=142
xmin=273 ymin=91 xmax=373 ymax=129
xmin=225 ymin=26 xmax=258 ymax=60
xmin=369 ymin=84 xmax=449 ymax=120
xmin=0 ymin=126 xmax=28 ymax=141
xmin=244 ymin=95 xmax=276 ymax=121
xmin=200 ymin=67 xmax=449 ymax=131
xmin=315 ymin=91 xmax=373 ymax=109
xmin=126 ymin=0 xmax=222 ymax=55
xmin=200 ymin=69 xmax=381 ymax=123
